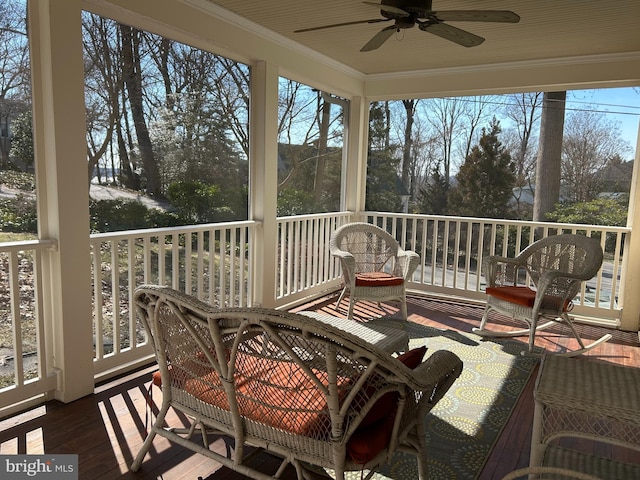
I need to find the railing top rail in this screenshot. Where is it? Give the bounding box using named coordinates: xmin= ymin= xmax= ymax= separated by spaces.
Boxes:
xmin=90 ymin=220 xmax=261 ymax=241
xmin=0 ymin=238 xmax=57 ymax=253
xmin=364 ymin=211 xmax=631 ymax=234
xmin=277 ymin=211 xmax=354 ymax=222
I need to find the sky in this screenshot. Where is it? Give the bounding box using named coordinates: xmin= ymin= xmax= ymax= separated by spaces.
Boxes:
xmin=566 ymin=87 xmax=640 ymax=160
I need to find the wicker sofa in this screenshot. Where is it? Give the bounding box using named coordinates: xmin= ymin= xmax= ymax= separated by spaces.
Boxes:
xmin=130 ymin=285 xmax=463 ymax=480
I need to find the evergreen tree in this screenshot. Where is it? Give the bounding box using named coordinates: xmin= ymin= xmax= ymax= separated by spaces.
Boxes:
xmin=418 ymin=162 xmax=449 ymax=214
xmin=449 ymin=118 xmax=516 ymax=218
xmin=366 ymin=103 xmax=402 ymax=212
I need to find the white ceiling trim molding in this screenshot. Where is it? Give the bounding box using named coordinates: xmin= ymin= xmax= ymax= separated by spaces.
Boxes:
xmin=366 ymin=51 xmax=640 ymax=82
xmin=364 ymin=51 xmax=640 ymax=100
xmin=178 ymin=0 xmax=366 ymax=81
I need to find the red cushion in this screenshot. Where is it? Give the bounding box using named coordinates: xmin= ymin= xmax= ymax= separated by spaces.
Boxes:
xmin=346 ymin=345 xmax=427 ymax=464
xmin=359 ymin=345 xmax=427 ymax=428
xmin=487 ymin=286 xmax=571 ymax=311
xmin=346 ymin=412 xmax=395 ymax=465
xmin=355 ymin=272 xmax=404 ymax=287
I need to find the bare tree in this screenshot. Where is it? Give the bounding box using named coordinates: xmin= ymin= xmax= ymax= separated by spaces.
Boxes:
xmin=120 ymin=23 xmax=161 ymax=197
xmin=0 ymin=0 xmax=30 ymax=168
xmin=562 ymin=109 xmax=632 ymax=202
xmin=423 ymin=97 xmax=465 ymax=184
xmin=504 ymin=92 xmax=543 ymax=183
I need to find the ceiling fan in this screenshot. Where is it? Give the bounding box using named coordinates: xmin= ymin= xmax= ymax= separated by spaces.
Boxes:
xmin=294 ymin=1 xmax=520 ymax=52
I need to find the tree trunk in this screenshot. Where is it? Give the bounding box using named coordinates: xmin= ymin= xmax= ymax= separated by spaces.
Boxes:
xmin=120 ymin=24 xmax=162 ymax=197
xmin=314 ymin=98 xmax=330 ymax=203
xmin=533 ymin=91 xmax=566 ymax=222
xmin=402 ymin=99 xmax=415 ymax=195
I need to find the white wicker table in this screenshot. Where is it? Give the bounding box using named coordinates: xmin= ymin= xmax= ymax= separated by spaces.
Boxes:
xmin=298 ymin=312 xmax=409 ymax=354
xmin=530 ymin=354 xmax=640 ymax=478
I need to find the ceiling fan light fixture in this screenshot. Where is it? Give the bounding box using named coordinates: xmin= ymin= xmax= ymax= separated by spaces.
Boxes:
xmin=295 ymin=1 xmax=519 ymax=51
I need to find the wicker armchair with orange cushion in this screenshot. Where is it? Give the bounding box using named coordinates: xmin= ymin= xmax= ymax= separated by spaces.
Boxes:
xmin=473 ymin=234 xmax=611 ymax=357
xmin=131 ymin=285 xmax=462 ymax=480
xmin=330 ymin=222 xmax=420 ymax=320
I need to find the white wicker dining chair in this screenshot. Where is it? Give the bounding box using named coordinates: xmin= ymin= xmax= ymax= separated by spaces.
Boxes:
xmin=330 ymin=222 xmax=420 ymax=320
xmin=473 ymin=233 xmax=612 ymax=356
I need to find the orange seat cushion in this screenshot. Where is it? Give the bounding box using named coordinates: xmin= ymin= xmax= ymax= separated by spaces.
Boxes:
xmin=158 ymin=351 xmax=348 ymax=438
xmin=486 ymin=286 xmax=571 ymax=311
xmin=153 ymin=345 xmax=427 ymax=464
xmin=486 ymin=286 xmax=537 ymax=307
xmin=355 ymin=272 xmax=404 ymax=287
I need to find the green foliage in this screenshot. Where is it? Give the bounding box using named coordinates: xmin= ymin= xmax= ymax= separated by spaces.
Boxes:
xmin=366 ymin=154 xmax=403 ymax=212
xmin=546 ymin=198 xmax=628 ymax=226
xmin=0 ymin=171 xmax=36 ymax=191
xmin=167 ymin=180 xmax=245 ymax=224
xmin=89 ymin=199 xmax=183 ymax=233
xmin=0 ymin=194 xmax=37 ymax=233
xmin=448 ymin=118 xmax=516 ymax=218
xmin=9 ymin=112 xmax=34 ymax=169
xmin=277 ymin=188 xmax=319 ymax=216
xmin=90 ymin=199 xmax=153 ymax=232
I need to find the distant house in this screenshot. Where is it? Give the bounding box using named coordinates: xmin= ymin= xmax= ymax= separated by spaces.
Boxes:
xmin=512 ymin=161 xmax=634 ymax=208
xmin=598 ymin=161 xmax=633 ymax=198
xmin=511 ymin=184 xmax=571 ymax=207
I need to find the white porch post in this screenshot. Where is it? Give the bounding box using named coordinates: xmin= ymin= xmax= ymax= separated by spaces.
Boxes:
xmin=250 ymin=61 xmax=280 ymax=308
xmin=343 ymin=95 xmax=369 ymax=217
xmin=619 ymin=120 xmax=640 ymax=332
xmin=29 ymin=0 xmax=95 ymax=401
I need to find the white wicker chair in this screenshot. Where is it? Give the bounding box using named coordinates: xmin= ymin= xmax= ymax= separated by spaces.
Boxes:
xmin=131 ymin=285 xmax=462 ymax=480
xmin=473 ymin=234 xmax=612 ymax=357
xmin=330 ymin=222 xmax=420 ymax=320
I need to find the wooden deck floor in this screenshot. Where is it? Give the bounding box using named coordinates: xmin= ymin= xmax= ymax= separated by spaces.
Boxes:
xmin=1 ymin=293 xmax=638 ymax=479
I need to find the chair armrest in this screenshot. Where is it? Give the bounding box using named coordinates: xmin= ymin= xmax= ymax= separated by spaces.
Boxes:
xmin=404 ymin=350 xmax=463 ymax=409
xmin=332 ymin=250 xmax=356 ymax=277
xmin=397 ymin=250 xmax=420 ymax=280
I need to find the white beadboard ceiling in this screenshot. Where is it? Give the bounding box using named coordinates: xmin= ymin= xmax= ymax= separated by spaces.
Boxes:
xmin=201 ymin=0 xmax=640 ymax=76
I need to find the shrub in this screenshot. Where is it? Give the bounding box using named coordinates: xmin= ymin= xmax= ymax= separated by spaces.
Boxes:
xmin=90 ymin=199 xmax=153 ymax=233
xmin=0 ymin=194 xmax=37 ymax=233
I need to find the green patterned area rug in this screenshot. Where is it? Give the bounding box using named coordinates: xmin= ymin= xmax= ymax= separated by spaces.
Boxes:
xmin=367 ymin=321 xmax=540 ymax=480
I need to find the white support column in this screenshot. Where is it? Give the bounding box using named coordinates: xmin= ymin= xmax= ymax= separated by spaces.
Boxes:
xmin=343 ymin=95 xmax=369 ymax=217
xmin=250 ymin=61 xmax=280 ymax=308
xmin=29 ymin=0 xmax=95 ymax=401
xmin=619 ymin=120 xmax=640 ymax=332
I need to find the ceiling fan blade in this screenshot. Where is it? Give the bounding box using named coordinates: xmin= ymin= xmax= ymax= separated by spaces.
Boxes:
xmin=294 ymin=18 xmax=389 ymax=33
xmin=362 ymin=2 xmax=410 ymax=17
xmin=361 ymin=25 xmax=396 ymax=51
xmin=430 ymin=10 xmax=520 ymax=23
xmin=419 ymin=22 xmax=485 ymax=47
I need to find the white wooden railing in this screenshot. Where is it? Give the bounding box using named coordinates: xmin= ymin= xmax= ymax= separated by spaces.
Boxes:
xmin=90 ymin=221 xmax=258 ymax=377
xmin=0 ymin=239 xmax=58 ymax=412
xmin=275 ymin=212 xmax=354 ymax=305
xmin=0 ymin=213 xmax=629 ymax=414
xmin=365 ymin=213 xmax=628 ymax=326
